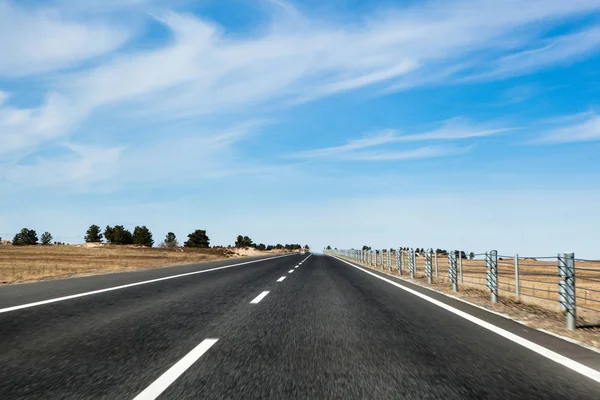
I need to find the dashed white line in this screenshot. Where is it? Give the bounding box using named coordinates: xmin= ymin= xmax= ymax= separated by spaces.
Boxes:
xmin=294 ymin=265 xmax=299 ymax=269
xmin=288 ymin=269 xmax=294 ymax=273
xmin=277 ymin=276 xmax=286 ymax=282
xmin=332 ymin=255 xmax=600 ymax=385
xmin=0 ymin=254 xmax=295 ymax=315
xmin=133 ymin=338 xmax=218 ymax=400
xmin=250 ymin=291 xmax=270 ymax=304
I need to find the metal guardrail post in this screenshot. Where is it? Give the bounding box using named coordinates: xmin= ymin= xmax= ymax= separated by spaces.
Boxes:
xmin=375 ymin=250 xmax=378 ymax=269
xmin=426 ymin=249 xmax=433 ymax=284
xmin=434 ymin=251 xmax=439 ymax=278
xmin=409 ymin=248 xmax=415 ymax=279
xmin=396 ymin=248 xmax=401 ymax=274
xmin=459 ymin=251 xmax=463 ymax=283
xmin=380 ymin=250 xmax=384 ymax=271
xmin=387 ymin=249 xmax=391 ymax=272
xmin=486 ymin=250 xmax=499 ymax=304
xmin=399 ymin=250 xmax=404 ymax=275
xmin=558 ymin=253 xmax=576 ymax=330
xmin=514 ymin=254 xmax=520 ymax=298
xmin=448 ymin=251 xmax=458 ymax=291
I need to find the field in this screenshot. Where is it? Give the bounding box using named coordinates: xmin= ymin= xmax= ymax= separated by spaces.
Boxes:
xmin=0 ymin=244 xmax=279 ymax=284
xmin=363 ymin=251 xmax=600 ymax=323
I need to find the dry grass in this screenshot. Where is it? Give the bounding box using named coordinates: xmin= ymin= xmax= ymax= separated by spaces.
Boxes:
xmin=0 ymin=244 xmax=283 ymax=284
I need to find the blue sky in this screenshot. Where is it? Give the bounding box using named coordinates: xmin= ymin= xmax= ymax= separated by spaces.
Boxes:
xmin=1 ymin=0 xmax=600 ymax=257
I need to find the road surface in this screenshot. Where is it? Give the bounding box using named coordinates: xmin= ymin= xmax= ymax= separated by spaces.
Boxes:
xmin=0 ymin=253 xmax=599 ymax=399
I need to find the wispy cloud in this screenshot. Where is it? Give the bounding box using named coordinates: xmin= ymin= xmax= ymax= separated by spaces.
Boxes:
xmin=0 ymin=1 xmax=129 ymax=76
xmin=463 ymin=25 xmax=600 ymax=81
xmin=533 ymin=113 xmax=600 ymax=144
xmin=2 ymin=0 xmax=599 ymax=159
xmin=289 ymin=118 xmax=506 ymax=161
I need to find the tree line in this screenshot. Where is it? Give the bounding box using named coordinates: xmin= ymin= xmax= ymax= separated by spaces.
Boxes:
xmin=5 ymin=226 xmax=307 ymax=251
xmin=327 ymin=245 xmax=475 ymax=259
xmin=234 ymin=235 xmax=307 ymax=251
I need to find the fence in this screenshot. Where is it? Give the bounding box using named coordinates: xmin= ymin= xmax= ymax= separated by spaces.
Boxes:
xmin=325 ymin=248 xmax=600 ymax=330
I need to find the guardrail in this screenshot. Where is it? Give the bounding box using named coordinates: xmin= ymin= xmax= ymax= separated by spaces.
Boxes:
xmin=325 ymin=248 xmax=599 ymax=330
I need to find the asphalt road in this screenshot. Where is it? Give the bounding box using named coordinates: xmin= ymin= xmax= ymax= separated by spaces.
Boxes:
xmin=1 ymin=253 xmax=599 ymax=399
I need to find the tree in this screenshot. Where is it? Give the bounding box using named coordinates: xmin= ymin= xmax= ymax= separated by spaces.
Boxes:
xmin=469 ymin=252 xmax=475 ymax=260
xmin=133 ymin=226 xmax=154 ymax=247
xmin=104 ymin=225 xmax=114 ymax=243
xmin=362 ymin=245 xmax=371 ymax=251
xmin=161 ymin=232 xmax=179 ymax=248
xmin=104 ymin=225 xmax=133 ymax=245
xmin=326 ymin=245 xmax=332 ymax=250
xmin=13 ymin=228 xmax=38 ymax=246
xmin=185 ymin=230 xmax=210 ymax=248
xmin=304 ymin=244 xmax=310 ymax=250
xmin=40 ymin=232 xmax=53 ymax=245
xmin=85 ymin=225 xmax=103 ymax=243
xmin=235 ymin=235 xmax=254 ymax=248
xmin=257 ymin=243 xmax=266 ymax=251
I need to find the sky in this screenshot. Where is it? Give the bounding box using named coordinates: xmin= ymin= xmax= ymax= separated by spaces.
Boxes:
xmin=1 ymin=0 xmax=600 ymax=257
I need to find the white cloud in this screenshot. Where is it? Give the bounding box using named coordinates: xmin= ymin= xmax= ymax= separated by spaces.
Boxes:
xmin=0 ymin=1 xmax=129 ymax=76
xmin=534 ymin=113 xmax=600 ymax=144
xmin=2 ymin=0 xmax=600 ymax=179
xmin=1 ymin=144 xmax=124 ymax=189
xmin=464 ymin=25 xmax=600 ymax=81
xmin=0 ymin=121 xmax=268 ymax=191
xmin=289 ymin=118 xmax=504 ymax=161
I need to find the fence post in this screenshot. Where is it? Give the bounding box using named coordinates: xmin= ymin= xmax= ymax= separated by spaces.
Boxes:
xmin=459 ymin=251 xmax=463 ymax=283
xmin=409 ymin=249 xmax=415 ymax=279
xmin=387 ymin=249 xmax=392 ymax=272
xmin=558 ymin=253 xmax=576 ymax=331
xmin=514 ymin=254 xmax=520 ymax=298
xmin=448 ymin=251 xmax=458 ymax=291
xmin=486 ymin=250 xmax=499 ymax=304
xmin=399 ymin=250 xmax=404 ymax=275
xmin=396 ymin=248 xmax=401 ymax=274
xmin=434 ymin=251 xmax=439 ymax=278
xmin=426 ymin=249 xmax=433 ymax=284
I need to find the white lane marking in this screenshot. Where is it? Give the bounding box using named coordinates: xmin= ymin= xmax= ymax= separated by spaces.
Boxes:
xmin=288 ymin=269 xmax=294 ymax=273
xmin=0 ymin=254 xmax=295 ymax=315
xmin=332 ymin=256 xmax=600 ymax=384
xmin=250 ymin=291 xmax=270 ymax=304
xmin=277 ymin=276 xmax=286 ymax=282
xmin=133 ymin=338 xmax=218 ymax=400
xmin=294 ymin=266 xmax=299 ymax=269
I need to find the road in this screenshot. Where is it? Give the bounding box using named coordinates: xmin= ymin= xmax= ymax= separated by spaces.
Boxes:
xmin=0 ymin=253 xmax=599 ymax=399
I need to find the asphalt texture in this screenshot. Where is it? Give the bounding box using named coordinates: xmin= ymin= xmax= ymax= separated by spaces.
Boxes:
xmin=1 ymin=253 xmax=599 ymax=399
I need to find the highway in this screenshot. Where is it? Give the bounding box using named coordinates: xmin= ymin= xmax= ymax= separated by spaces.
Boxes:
xmin=0 ymin=253 xmax=599 ymax=399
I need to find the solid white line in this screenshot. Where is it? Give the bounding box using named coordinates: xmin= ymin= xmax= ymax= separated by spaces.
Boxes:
xmin=288 ymin=269 xmax=294 ymax=273
xmin=277 ymin=276 xmax=286 ymax=282
xmin=133 ymin=338 xmax=218 ymax=400
xmin=250 ymin=291 xmax=270 ymax=304
xmin=332 ymin=256 xmax=600 ymax=384
xmin=0 ymin=254 xmax=294 ymax=314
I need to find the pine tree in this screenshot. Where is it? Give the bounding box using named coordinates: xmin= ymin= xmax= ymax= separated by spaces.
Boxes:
xmin=133 ymin=226 xmax=154 ymax=247
xmin=184 ymin=230 xmax=210 ymax=248
xmin=85 ymin=225 xmax=103 ymax=243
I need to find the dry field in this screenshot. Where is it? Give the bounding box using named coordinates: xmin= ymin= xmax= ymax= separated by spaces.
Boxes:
xmin=0 ymin=244 xmax=283 ymax=284
xmin=361 ymin=251 xmax=600 ymax=324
